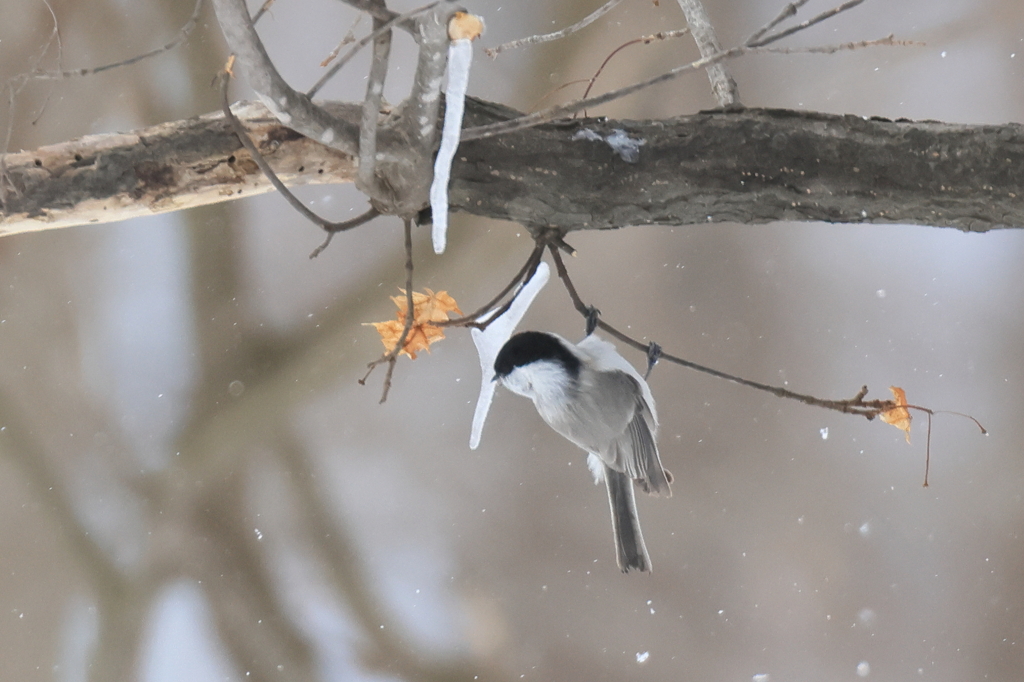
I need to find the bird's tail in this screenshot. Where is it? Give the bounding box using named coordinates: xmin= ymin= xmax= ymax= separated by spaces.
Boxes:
xmin=604 ymin=465 xmax=651 ymax=572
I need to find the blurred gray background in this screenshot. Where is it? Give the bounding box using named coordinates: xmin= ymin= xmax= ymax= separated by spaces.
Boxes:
xmin=1 ymin=0 xmax=1022 ymax=680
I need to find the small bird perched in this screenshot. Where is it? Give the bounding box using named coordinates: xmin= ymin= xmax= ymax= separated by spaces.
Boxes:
xmin=493 ymin=331 xmax=672 ymax=572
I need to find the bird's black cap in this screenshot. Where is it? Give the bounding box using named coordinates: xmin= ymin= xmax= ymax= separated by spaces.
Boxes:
xmin=493 ymin=331 xmax=582 ymax=379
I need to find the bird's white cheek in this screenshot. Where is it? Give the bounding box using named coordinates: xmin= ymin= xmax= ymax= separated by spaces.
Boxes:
xmin=500 ymin=372 xmax=535 ymax=398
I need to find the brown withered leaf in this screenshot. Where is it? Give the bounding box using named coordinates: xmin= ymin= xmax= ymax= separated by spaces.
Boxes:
xmin=390 ymin=288 xmax=462 ymax=324
xmin=364 ymin=289 xmax=462 ymax=359
xmin=880 ymin=385 xmax=912 ymax=443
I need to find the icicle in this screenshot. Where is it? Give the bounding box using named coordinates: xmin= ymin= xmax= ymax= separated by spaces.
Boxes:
xmin=469 ymin=261 xmax=550 ymax=449
xmin=430 ymin=13 xmax=484 ymax=254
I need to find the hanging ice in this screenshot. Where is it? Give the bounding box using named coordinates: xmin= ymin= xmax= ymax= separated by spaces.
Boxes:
xmin=469 ymin=261 xmax=550 ymax=449
xmin=430 ymin=39 xmax=474 ymax=254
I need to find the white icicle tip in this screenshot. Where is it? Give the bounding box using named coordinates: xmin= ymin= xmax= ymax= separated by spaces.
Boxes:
xmin=469 ymin=261 xmax=550 ymax=449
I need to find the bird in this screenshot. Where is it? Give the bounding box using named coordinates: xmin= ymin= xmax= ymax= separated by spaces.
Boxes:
xmin=493 ymin=331 xmax=672 ymax=572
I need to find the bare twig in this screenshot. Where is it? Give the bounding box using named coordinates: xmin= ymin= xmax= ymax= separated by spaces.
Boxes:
xmin=338 ymin=0 xmax=418 ymax=31
xmin=211 ymin=0 xmax=360 ymax=155
xmin=925 ymin=410 xmax=932 ymax=487
xmin=674 ymin=0 xmax=740 ymax=106
xmin=765 ymin=37 xmax=921 ymax=54
xmin=357 ymin=17 xmax=393 ymax=194
xmin=318 ymin=13 xmax=362 ymax=67
xmin=220 ymin=66 xmax=378 ymax=249
xmin=3 ymin=0 xmax=202 ymax=204
xmin=547 ymin=244 xmax=898 ymax=419
xmin=307 ymin=2 xmax=441 ymax=99
xmin=486 ymin=0 xmax=624 ymax=57
xmin=748 ymin=0 xmax=866 ymax=48
xmin=24 ymin=0 xmax=63 ymax=126
xmin=580 ymin=29 xmax=691 ymax=109
xmin=1 ymin=0 xmax=61 ymax=201
xmin=4 ymin=0 xmax=62 ymax=198
xmin=439 ymin=243 xmax=546 ymax=329
xmin=27 ymin=0 xmax=205 ymax=81
xmin=252 ymin=0 xmax=278 ymax=25
xmin=745 ymin=0 xmax=812 ymax=46
xmin=308 ymin=205 xmax=380 ymax=258
xmin=529 ymin=79 xmax=590 ymax=111
xmin=902 ymin=404 xmax=988 ymax=487
xmin=360 ymin=217 xmax=416 ymax=403
xmin=463 ymin=35 xmax=910 ymax=141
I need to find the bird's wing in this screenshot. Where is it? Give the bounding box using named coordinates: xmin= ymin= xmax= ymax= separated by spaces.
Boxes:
xmin=624 ymin=388 xmax=672 ymax=497
xmin=540 ymin=367 xmax=633 ymax=454
xmin=543 ymin=365 xmax=672 ymax=497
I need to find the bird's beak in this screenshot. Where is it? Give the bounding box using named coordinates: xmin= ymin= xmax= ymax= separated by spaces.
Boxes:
xmin=491 ymin=374 xmax=500 ymax=383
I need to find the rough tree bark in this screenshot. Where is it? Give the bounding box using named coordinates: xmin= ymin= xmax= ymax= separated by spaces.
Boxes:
xmin=2 ymin=97 xmax=1022 ymax=236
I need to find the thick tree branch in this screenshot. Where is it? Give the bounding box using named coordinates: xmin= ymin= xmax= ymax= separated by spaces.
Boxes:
xmin=211 ymin=0 xmax=360 ymax=155
xmin=2 ymin=98 xmax=1023 ymax=236
xmin=0 ymin=101 xmax=360 ymax=235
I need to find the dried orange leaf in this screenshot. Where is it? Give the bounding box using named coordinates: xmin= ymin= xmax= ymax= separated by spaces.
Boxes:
xmin=390 ymin=288 xmax=463 ymax=323
xmin=364 ymin=289 xmax=462 ymax=359
xmin=880 ymin=386 xmax=912 ymax=443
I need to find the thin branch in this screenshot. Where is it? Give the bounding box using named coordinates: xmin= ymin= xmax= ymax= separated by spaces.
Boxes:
xmin=307 ymin=2 xmax=441 ymax=99
xmin=748 ymin=0 xmax=865 ymax=48
xmin=318 ymin=13 xmax=362 ymax=68
xmin=308 ymin=206 xmax=380 ymax=258
xmin=745 ymin=0 xmax=812 ymax=46
xmin=4 ymin=0 xmax=203 ymax=201
xmin=462 ymin=35 xmax=910 ymax=141
xmin=211 ymin=0 xmax=360 ymax=155
xmin=439 ymin=243 xmax=546 ymax=329
xmin=486 ymin=0 xmax=624 ymax=57
xmin=220 ymin=66 xmax=378 ymax=247
xmin=580 ymin=29 xmax=691 ymax=108
xmin=360 ymin=217 xmax=416 ymax=403
xmin=674 ymin=0 xmax=740 ymax=106
xmin=529 ymin=79 xmax=590 ymax=112
xmin=925 ymin=410 xmax=932 ymax=487
xmin=27 ymin=0 xmax=205 ymax=80
xmin=252 ymin=0 xmax=278 ymax=25
xmin=335 ymin=0 xmax=417 ymax=32
xmin=25 ymin=0 xmax=62 ymax=126
xmin=357 ymin=17 xmax=393 ymax=194
xmin=3 ymin=0 xmax=62 ymax=201
xmin=547 ymin=244 xmax=897 ymax=419
xmin=902 ymin=404 xmax=987 ymax=487
xmin=767 ymin=37 xmax=918 ymax=54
